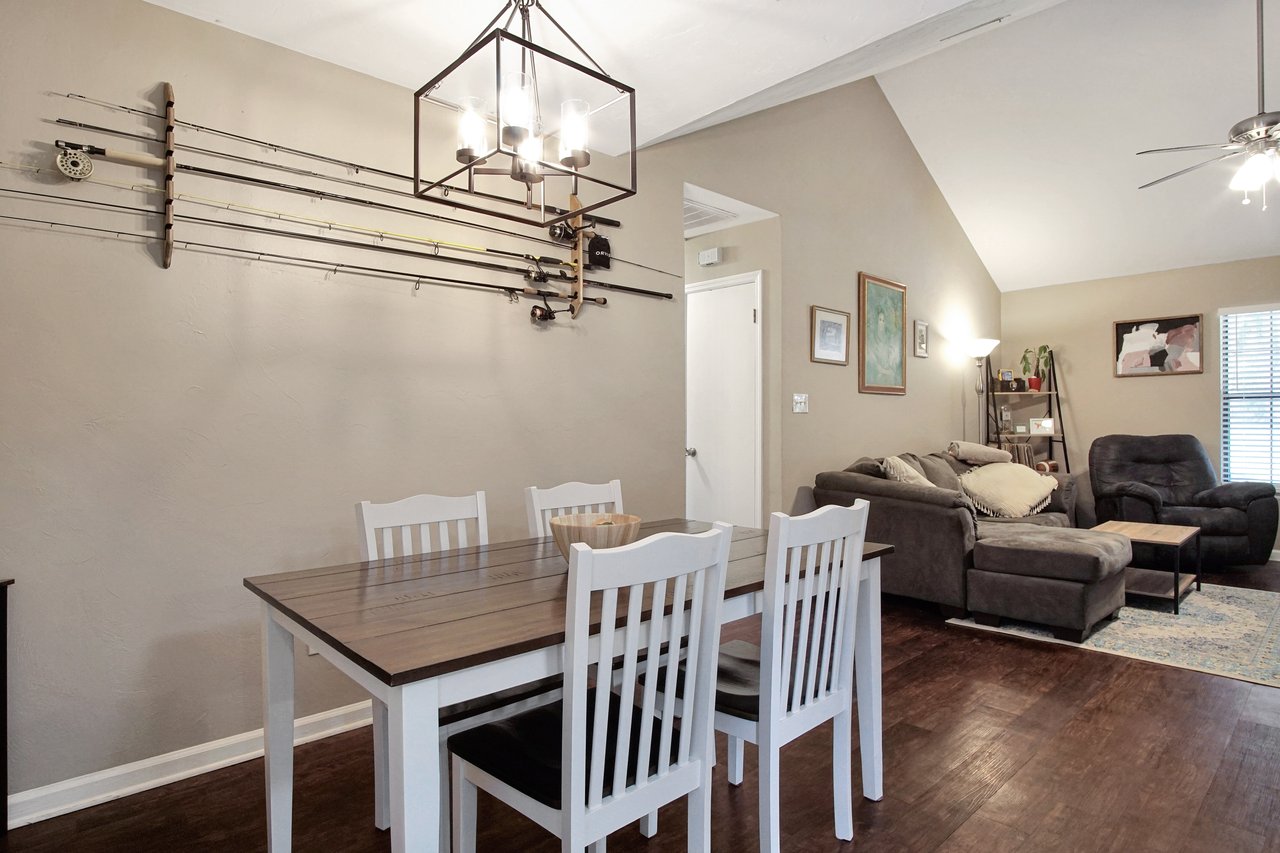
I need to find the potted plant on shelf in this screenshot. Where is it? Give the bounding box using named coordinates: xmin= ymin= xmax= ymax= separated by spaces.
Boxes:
xmin=1021 ymin=345 xmax=1051 ymax=391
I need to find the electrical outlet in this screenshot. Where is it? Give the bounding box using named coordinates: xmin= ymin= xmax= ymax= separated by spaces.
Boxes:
xmin=792 ymin=393 xmax=809 ymax=413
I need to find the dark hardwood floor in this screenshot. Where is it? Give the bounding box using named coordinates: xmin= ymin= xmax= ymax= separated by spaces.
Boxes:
xmin=7 ymin=562 xmax=1280 ymax=852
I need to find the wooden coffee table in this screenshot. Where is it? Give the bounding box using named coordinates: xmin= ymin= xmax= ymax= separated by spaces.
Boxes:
xmin=1094 ymin=520 xmax=1201 ymax=614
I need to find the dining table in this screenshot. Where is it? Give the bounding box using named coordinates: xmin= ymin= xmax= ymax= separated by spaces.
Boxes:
xmin=244 ymin=518 xmax=892 ymax=852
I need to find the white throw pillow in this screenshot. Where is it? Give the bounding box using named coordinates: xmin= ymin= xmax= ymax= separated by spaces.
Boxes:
xmin=959 ymin=462 xmax=1057 ymax=518
xmin=883 ymin=455 xmax=935 ymax=488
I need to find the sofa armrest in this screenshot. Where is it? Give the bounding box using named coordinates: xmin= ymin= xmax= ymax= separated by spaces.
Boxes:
xmin=1043 ymin=474 xmax=1077 ymax=522
xmin=814 ymin=470 xmax=971 ymax=510
xmin=1193 ymin=481 xmax=1276 ymax=509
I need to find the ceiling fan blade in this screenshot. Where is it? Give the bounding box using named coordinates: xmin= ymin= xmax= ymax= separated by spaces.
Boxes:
xmin=1139 ymin=150 xmax=1245 ymax=189
xmin=1136 ymin=142 xmax=1244 ymax=155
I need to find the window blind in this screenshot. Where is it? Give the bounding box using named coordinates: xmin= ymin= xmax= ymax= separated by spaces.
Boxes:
xmin=1220 ymin=306 xmax=1280 ymax=485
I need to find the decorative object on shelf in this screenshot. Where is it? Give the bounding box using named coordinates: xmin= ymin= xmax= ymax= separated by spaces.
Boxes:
xmin=548 ymin=512 xmax=641 ymax=561
xmin=1035 ymin=460 xmax=1060 ymax=473
xmin=1029 ymin=417 xmax=1056 ymax=436
xmin=913 ymin=320 xmax=929 ymax=358
xmin=810 ymin=306 xmax=850 ymax=365
xmin=413 ymin=0 xmax=637 ymax=227
xmin=965 ymin=337 xmax=1000 ymax=443
xmin=858 ymin=272 xmax=908 ymax=394
xmin=1021 ymin=344 xmax=1051 ymax=391
xmin=1113 ymin=314 xmax=1203 ymax=377
xmin=998 ymin=369 xmax=1014 ymax=387
xmin=1011 ymin=377 xmax=1027 ymax=392
xmin=1137 ymin=0 xmax=1280 ymax=207
xmin=1015 ymin=424 xmax=1029 ymax=434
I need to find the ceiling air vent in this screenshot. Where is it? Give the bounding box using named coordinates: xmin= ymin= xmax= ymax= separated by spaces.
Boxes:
xmin=683 ymin=198 xmax=739 ymax=234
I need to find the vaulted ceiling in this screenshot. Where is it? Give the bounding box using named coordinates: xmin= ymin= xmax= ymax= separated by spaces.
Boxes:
xmin=145 ymin=0 xmax=1280 ymax=291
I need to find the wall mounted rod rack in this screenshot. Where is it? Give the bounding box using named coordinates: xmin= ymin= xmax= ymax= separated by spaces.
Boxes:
xmin=57 ymin=92 xmax=623 ymax=228
xmin=52 ymin=116 xmax=678 ymax=279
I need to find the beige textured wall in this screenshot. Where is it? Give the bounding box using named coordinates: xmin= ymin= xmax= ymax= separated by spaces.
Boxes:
xmin=684 ymin=218 xmax=784 ymax=515
xmin=0 ymin=1 xmax=684 ymax=791
xmin=1000 ymin=256 xmax=1280 ymax=475
xmin=649 ymin=79 xmax=1002 ymax=505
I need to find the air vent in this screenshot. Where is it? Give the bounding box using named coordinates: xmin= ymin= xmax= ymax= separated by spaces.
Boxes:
xmin=683 ymin=198 xmax=739 ymax=233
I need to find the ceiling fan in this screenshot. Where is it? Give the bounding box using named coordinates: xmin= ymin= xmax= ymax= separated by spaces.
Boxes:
xmin=1138 ymin=0 xmax=1278 ymax=201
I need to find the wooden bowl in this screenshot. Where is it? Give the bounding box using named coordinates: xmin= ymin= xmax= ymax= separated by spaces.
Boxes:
xmin=549 ymin=513 xmax=643 ymax=561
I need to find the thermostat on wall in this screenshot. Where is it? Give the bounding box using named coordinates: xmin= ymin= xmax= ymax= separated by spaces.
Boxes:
xmin=698 ymin=247 xmax=722 ymax=267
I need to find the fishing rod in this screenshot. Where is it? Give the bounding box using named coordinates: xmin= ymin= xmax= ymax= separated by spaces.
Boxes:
xmin=51 ymin=116 xmax=681 ymax=279
xmin=0 ymin=211 xmax=605 ymax=307
xmin=57 ymin=91 xmax=624 ymax=228
xmin=0 ymin=185 xmax=672 ymax=300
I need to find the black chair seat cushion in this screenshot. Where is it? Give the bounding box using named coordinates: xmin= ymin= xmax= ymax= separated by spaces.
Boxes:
xmin=1157 ymin=505 xmax=1249 ymax=536
xmin=447 ymin=690 xmax=673 ymax=809
xmin=714 ymin=639 xmax=765 ymax=721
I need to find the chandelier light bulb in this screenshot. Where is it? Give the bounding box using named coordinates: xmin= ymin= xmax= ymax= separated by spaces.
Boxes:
xmin=512 ymin=134 xmax=544 ymax=184
xmin=455 ymin=97 xmax=488 ymax=165
xmin=1229 ymin=150 xmax=1273 ymax=192
xmin=559 ymin=99 xmax=591 ymax=168
xmin=499 ymin=71 xmax=533 ymax=147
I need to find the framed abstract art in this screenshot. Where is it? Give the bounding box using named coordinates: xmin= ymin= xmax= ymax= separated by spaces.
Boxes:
xmin=1113 ymin=314 xmax=1203 ymax=377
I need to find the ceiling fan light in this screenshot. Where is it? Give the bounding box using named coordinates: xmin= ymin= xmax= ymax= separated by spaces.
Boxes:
xmin=1229 ymin=152 xmax=1273 ymax=191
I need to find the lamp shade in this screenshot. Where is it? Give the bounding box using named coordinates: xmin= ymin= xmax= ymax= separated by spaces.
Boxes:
xmin=966 ymin=338 xmax=1000 ymax=359
xmin=1229 ymin=151 xmax=1274 ymax=192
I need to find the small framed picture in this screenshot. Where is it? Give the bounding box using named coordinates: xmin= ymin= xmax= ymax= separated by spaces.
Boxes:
xmin=913 ymin=320 xmax=929 ymax=358
xmin=1029 ymin=417 xmax=1055 ymax=435
xmin=1014 ymin=424 xmax=1029 ymax=434
xmin=999 ymin=369 xmax=1014 ymax=382
xmin=810 ymin=305 xmax=850 ymax=365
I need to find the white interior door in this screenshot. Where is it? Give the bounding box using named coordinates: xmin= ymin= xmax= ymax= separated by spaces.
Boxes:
xmin=685 ymin=271 xmax=762 ymax=528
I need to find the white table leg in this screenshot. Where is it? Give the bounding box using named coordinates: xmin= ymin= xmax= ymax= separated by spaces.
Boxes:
xmin=854 ymin=557 xmax=883 ymax=801
xmin=389 ymin=678 xmax=440 ymax=853
xmin=372 ymin=697 xmax=390 ymax=830
xmin=262 ymin=605 xmax=295 ymax=852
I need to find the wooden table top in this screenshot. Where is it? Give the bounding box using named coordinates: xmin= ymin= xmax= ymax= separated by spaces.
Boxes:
xmin=245 ymin=518 xmax=892 ymax=687
xmin=1093 ymin=520 xmax=1199 ymax=546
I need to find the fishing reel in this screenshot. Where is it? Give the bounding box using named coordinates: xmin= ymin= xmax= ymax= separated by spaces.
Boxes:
xmin=53 ymin=139 xmax=165 ymax=181
xmin=547 ymin=222 xmax=580 ymax=243
xmin=531 ymin=293 xmax=573 ymax=322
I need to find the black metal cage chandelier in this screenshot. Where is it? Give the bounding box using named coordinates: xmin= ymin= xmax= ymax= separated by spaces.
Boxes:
xmin=413 ymin=0 xmax=637 ymax=227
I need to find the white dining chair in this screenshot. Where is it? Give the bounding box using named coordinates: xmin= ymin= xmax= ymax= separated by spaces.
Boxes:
xmin=355 ymin=490 xmax=558 ymax=847
xmin=449 ymin=522 xmax=733 ymax=853
xmin=524 ymin=479 xmax=625 ymax=537
xmin=720 ymin=501 xmax=870 ymax=851
xmin=357 ymin=491 xmax=490 ymax=560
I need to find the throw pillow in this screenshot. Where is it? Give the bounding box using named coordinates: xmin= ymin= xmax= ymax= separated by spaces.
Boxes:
xmin=959 ymin=462 xmax=1057 ymax=518
xmin=883 ymin=455 xmax=936 ymax=488
xmin=947 ymin=440 xmax=1013 ymax=465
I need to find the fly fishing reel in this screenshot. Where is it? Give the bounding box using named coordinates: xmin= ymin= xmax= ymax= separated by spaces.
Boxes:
xmin=55 ymin=148 xmax=94 ymax=180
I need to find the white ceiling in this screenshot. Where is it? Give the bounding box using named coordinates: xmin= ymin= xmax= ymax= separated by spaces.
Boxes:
xmin=144 ymin=0 xmax=1280 ymax=291
xmin=879 ymin=0 xmax=1280 ymax=291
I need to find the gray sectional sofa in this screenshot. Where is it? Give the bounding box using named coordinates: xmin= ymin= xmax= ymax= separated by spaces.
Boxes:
xmin=814 ymin=450 xmax=1131 ymax=640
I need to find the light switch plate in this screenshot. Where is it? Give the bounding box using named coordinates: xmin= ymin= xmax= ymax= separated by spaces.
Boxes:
xmin=792 ymin=393 xmax=809 ymax=413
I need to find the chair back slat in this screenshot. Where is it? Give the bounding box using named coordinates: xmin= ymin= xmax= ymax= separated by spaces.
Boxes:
xmin=356 ymin=491 xmax=488 ymax=561
xmin=524 ymin=479 xmax=624 ymax=537
xmin=563 ymin=524 xmax=730 ymax=823
xmin=761 ymin=501 xmax=869 ymax=719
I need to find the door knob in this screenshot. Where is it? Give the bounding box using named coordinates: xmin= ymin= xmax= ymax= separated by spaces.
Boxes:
xmin=685 ymin=447 xmax=697 ymax=458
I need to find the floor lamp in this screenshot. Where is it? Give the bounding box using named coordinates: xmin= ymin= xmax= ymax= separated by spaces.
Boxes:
xmin=967 ymin=338 xmax=1000 ymax=444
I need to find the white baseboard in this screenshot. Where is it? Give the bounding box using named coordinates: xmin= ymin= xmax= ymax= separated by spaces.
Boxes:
xmin=7 ymin=699 xmax=373 ymax=830
xmin=1272 ymin=548 xmax=1279 ymax=563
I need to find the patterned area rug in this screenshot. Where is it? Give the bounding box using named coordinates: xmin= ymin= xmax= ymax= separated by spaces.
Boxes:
xmin=948 ymin=582 xmax=1280 ymax=687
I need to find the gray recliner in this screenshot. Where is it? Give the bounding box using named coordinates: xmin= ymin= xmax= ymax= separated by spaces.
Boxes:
xmin=1089 ymin=434 xmax=1278 ymax=568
